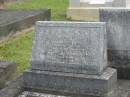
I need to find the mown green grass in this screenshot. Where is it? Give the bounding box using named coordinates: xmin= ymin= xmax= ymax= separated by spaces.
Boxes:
xmin=0 ymin=0 xmax=68 ymax=75
xmin=6 ymin=0 xmax=69 ymax=20
xmin=0 ymin=32 xmax=34 ymax=75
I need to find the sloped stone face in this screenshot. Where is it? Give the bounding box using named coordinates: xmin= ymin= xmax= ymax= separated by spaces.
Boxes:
xmin=31 ymin=21 xmax=107 ymax=75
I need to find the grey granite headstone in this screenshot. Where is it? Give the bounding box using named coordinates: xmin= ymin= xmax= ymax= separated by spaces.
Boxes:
xmin=31 ymin=21 xmax=107 ymax=75
xmin=100 ymin=8 xmax=130 ymax=66
xmin=24 ymin=21 xmax=117 ymax=97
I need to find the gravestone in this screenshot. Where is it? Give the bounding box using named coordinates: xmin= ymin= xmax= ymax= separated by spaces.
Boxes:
xmin=100 ymin=8 xmax=130 ymax=79
xmin=0 ymin=9 xmax=50 ymax=41
xmin=67 ymin=0 xmax=130 ymax=21
xmin=24 ymin=21 xmax=117 ymax=97
xmin=113 ymin=0 xmax=130 ymax=7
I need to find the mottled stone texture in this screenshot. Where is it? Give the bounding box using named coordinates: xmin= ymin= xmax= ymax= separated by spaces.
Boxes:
xmin=0 ymin=77 xmax=23 ymax=97
xmin=19 ymin=80 xmax=130 ymax=97
xmin=31 ymin=21 xmax=107 ymax=75
xmin=0 ymin=9 xmax=51 ymax=40
xmin=100 ymin=9 xmax=130 ymax=64
xmin=1 ymin=77 xmax=130 ymax=97
xmin=100 ymin=8 xmax=130 ymax=79
xmin=101 ymin=9 xmax=130 ymax=65
xmin=23 ymin=21 xmax=117 ymax=97
xmin=0 ymin=61 xmax=16 ymax=89
xmin=24 ymin=68 xmax=117 ymax=97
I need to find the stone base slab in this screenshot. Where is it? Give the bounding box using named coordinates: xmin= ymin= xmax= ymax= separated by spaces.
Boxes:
xmin=23 ymin=68 xmax=117 ymax=97
xmin=1 ymin=76 xmax=130 ymax=97
xmin=67 ymin=7 xmax=100 ymax=21
xmin=0 ymin=76 xmax=23 ymax=97
xmin=0 ymin=61 xmax=16 ymax=89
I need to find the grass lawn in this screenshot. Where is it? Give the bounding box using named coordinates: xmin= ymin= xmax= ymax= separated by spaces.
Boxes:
xmin=0 ymin=0 xmax=69 ymax=75
xmin=6 ymin=0 xmax=69 ymax=20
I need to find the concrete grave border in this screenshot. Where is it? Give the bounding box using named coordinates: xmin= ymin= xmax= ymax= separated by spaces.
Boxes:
xmin=0 ymin=9 xmax=51 ymax=41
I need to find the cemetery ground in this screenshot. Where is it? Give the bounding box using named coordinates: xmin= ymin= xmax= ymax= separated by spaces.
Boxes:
xmin=1 ymin=0 xmax=130 ymax=97
xmin=0 ymin=0 xmax=69 ymax=76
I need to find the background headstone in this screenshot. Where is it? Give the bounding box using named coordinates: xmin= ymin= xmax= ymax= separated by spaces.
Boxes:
xmin=113 ymin=0 xmax=130 ymax=7
xmin=67 ymin=0 xmax=130 ymax=21
xmin=100 ymin=8 xmax=130 ymax=79
xmin=100 ymin=8 xmax=130 ymax=65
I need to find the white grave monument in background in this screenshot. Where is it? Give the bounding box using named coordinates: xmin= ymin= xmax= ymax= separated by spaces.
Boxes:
xmin=67 ymin=0 xmax=130 ymax=21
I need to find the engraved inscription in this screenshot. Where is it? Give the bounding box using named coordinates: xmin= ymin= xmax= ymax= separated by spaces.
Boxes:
xmin=40 ymin=27 xmax=99 ymax=66
xmin=32 ymin=22 xmax=107 ymax=74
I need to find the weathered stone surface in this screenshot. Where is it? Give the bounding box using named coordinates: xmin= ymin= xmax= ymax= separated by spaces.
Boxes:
xmin=100 ymin=8 xmax=130 ymax=79
xmin=0 ymin=61 xmax=16 ymax=89
xmin=1 ymin=77 xmax=130 ymax=97
xmin=0 ymin=9 xmax=51 ymax=40
xmin=24 ymin=68 xmax=117 ymax=97
xmin=113 ymin=0 xmax=130 ymax=7
xmin=31 ymin=21 xmax=107 ymax=75
xmin=24 ymin=21 xmax=117 ymax=96
xmin=0 ymin=76 xmax=23 ymax=97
